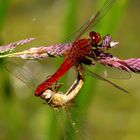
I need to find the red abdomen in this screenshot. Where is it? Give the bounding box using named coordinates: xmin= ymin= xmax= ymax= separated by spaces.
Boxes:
xmin=35 ymin=58 xmax=74 ymax=96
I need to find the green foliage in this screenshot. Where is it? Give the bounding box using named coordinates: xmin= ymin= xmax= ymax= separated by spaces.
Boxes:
xmin=2 ymin=0 xmax=140 ymax=140
xmin=62 ymin=0 xmax=128 ymax=140
xmin=0 ymin=0 xmax=10 ymax=30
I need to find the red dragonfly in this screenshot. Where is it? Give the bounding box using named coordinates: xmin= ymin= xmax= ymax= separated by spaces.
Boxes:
xmin=34 ymin=0 xmax=140 ymax=96
xmin=1 ymin=0 xmax=140 ymax=107
xmin=35 ymin=0 xmax=120 ymax=96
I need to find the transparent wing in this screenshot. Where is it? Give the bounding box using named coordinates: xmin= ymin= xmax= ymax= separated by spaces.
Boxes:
xmin=4 ymin=60 xmax=41 ymax=90
xmin=64 ymin=0 xmax=116 ymax=43
xmin=95 ymin=63 xmax=131 ymax=80
xmin=83 ymin=65 xmax=129 ymax=93
xmin=5 ymin=60 xmax=64 ymax=91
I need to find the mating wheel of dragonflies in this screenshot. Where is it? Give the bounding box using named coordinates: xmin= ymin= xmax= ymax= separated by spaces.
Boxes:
xmin=1 ymin=0 xmax=140 ymax=108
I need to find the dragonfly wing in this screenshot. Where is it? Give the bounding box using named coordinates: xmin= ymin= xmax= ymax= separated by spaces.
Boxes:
xmin=5 ymin=60 xmax=65 ymax=90
xmin=66 ymin=0 xmax=116 ymax=42
xmin=83 ymin=65 xmax=129 ymax=93
xmin=95 ymin=63 xmax=131 ymax=80
xmin=4 ymin=60 xmax=39 ymax=90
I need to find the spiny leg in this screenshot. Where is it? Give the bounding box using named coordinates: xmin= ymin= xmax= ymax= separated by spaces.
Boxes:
xmin=40 ymin=66 xmax=84 ymax=108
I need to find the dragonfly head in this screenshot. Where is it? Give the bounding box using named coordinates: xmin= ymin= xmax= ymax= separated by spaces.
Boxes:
xmin=40 ymin=89 xmax=53 ymax=101
xmin=89 ymin=32 xmax=119 ymax=50
xmin=89 ymin=31 xmax=101 ymax=45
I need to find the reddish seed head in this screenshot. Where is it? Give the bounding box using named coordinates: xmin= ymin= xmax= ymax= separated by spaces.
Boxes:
xmin=89 ymin=31 xmax=101 ymax=44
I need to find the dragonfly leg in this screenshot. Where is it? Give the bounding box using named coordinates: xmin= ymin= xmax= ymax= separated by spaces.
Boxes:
xmin=53 ymin=83 xmax=63 ymax=92
xmin=44 ymin=75 xmax=63 ymax=92
xmin=40 ymin=67 xmax=84 ymax=108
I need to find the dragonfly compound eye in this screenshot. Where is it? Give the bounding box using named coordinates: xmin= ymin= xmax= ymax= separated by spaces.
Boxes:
xmin=89 ymin=31 xmax=101 ymax=45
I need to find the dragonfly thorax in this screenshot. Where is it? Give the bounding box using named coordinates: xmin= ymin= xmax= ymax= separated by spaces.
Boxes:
xmin=69 ymin=39 xmax=92 ymax=63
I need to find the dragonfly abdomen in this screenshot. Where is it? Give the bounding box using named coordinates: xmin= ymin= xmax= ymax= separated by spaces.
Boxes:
xmin=35 ymin=58 xmax=75 ymax=96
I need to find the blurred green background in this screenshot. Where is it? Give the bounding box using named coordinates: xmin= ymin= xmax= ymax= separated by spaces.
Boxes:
xmin=0 ymin=0 xmax=140 ymax=140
